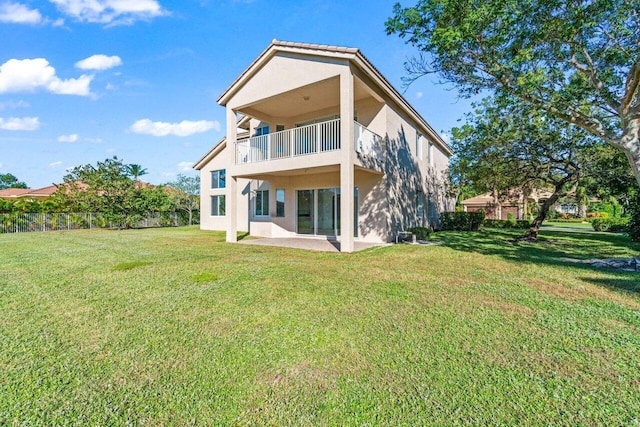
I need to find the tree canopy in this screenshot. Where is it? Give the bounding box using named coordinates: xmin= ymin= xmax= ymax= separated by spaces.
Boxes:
xmin=386 ymin=0 xmax=640 ymax=185
xmin=451 ymin=94 xmax=609 ymax=239
xmin=163 ymin=174 xmax=200 ymax=226
xmin=54 ymin=157 xmax=172 ymax=227
xmin=0 ymin=173 xmax=27 ymax=190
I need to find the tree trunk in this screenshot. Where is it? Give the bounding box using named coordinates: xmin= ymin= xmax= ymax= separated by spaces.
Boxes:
xmin=618 ymin=118 xmax=640 ymax=187
xmin=522 ymin=181 xmax=577 ymax=241
xmin=188 ymin=210 xmax=193 ymax=226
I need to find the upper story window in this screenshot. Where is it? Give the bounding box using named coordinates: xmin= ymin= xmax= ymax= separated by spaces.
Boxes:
xmin=211 ymin=169 xmax=226 ymax=189
xmin=255 ymin=125 xmax=269 ymax=136
xmin=428 ymin=142 xmax=434 ymax=166
xmin=416 ymin=132 xmax=423 ymax=160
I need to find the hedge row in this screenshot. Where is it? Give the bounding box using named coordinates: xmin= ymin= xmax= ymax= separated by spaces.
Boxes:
xmin=440 ymin=212 xmax=485 ymax=231
xmin=591 ymin=217 xmax=629 ymax=232
xmin=483 ymin=219 xmax=532 ymax=229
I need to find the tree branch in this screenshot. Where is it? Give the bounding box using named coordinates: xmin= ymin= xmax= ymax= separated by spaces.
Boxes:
xmin=621 ymin=62 xmax=640 ymax=114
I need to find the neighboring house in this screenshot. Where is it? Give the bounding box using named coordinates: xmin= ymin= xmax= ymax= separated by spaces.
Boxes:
xmin=0 ymin=185 xmax=57 ymax=200
xmin=461 ymin=192 xmax=522 ymax=220
xmin=194 ymin=40 xmax=453 ymax=252
xmin=460 ymin=189 xmax=596 ymax=219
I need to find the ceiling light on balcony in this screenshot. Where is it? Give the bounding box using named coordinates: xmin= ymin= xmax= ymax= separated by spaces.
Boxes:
xmin=303 ymin=96 xmax=310 ymax=101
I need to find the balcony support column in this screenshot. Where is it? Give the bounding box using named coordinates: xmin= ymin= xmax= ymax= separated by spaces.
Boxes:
xmin=339 ymin=70 xmax=355 ymax=253
xmin=226 ymin=106 xmax=238 ymax=243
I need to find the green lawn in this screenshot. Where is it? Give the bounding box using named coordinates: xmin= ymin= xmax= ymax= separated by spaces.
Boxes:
xmin=542 ymin=221 xmax=595 ymax=229
xmin=1 ymin=227 xmax=639 ymax=425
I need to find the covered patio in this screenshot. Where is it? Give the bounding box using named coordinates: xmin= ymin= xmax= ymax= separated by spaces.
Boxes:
xmin=238 ymin=237 xmax=386 ymax=252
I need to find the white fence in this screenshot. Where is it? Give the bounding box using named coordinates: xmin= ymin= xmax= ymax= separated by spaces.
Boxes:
xmin=0 ymin=212 xmax=186 ymax=234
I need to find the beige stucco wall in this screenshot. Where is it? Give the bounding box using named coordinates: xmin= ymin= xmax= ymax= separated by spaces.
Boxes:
xmin=228 ymin=53 xmax=347 ymax=111
xmin=199 ymin=143 xmax=249 ymax=233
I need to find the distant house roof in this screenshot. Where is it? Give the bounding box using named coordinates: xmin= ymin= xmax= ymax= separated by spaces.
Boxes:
xmin=0 ymin=188 xmax=31 ymax=198
xmin=0 ymin=185 xmax=58 ymax=200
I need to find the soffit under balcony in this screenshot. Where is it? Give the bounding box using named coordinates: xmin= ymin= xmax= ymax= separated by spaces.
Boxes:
xmin=236 ymin=76 xmax=382 ymax=123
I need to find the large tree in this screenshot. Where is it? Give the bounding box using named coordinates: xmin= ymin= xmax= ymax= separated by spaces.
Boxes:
xmin=386 ymin=0 xmax=640 ymax=186
xmin=452 ymin=95 xmax=606 ymax=239
xmin=0 ymin=173 xmax=27 ymax=190
xmin=164 ymin=174 xmax=200 ymax=226
xmin=54 ymin=157 xmax=170 ymax=228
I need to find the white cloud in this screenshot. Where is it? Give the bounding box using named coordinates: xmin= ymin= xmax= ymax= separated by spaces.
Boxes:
xmin=0 ymin=99 xmax=29 ymax=110
xmin=130 ymin=119 xmax=220 ymax=137
xmin=415 ymin=91 xmax=423 ymax=99
xmin=0 ymin=2 xmax=42 ymax=24
xmin=49 ymin=160 xmax=63 ymax=168
xmin=0 ymin=58 xmax=93 ymax=96
xmin=50 ymin=0 xmax=167 ymax=25
xmin=84 ymin=137 xmax=103 ymax=143
xmin=0 ymin=116 xmax=40 ymax=131
xmin=58 ymin=133 xmax=79 ymax=143
xmin=177 ymin=161 xmax=193 ymax=172
xmin=162 ymin=171 xmax=176 ymax=178
xmin=75 ymin=54 xmax=122 ymax=71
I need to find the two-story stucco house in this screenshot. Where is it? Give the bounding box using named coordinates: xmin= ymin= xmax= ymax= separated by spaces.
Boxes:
xmin=194 ymin=40 xmax=453 ymax=252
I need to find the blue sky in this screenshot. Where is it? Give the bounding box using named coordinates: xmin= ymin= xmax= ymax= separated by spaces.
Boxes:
xmin=0 ymin=0 xmax=474 ymax=188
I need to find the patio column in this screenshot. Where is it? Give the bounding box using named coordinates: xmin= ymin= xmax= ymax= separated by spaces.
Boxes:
xmin=339 ymin=69 xmax=355 ymax=252
xmin=226 ymin=106 xmax=238 ymax=243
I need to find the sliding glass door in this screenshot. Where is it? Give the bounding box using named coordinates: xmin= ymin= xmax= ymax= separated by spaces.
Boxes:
xmin=297 ymin=188 xmax=356 ymax=237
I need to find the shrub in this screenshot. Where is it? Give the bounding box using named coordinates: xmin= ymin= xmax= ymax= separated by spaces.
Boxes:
xmin=407 ymin=226 xmax=431 ymax=240
xmin=627 ymin=193 xmax=640 ymax=241
xmin=588 ymin=201 xmax=622 ymax=218
xmin=545 ymin=210 xmax=558 ymax=220
xmin=483 ymin=219 xmax=531 ymax=229
xmin=440 ymin=211 xmax=484 ymax=231
xmin=591 ymin=217 xmax=629 ymax=232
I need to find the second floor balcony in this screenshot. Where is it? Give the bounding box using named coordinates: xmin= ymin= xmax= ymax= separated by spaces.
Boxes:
xmin=235 ymin=119 xmax=383 ymax=166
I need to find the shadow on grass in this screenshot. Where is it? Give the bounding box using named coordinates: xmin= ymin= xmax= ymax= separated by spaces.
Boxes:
xmin=431 ymin=228 xmax=640 ymax=271
xmin=583 ymin=276 xmax=640 ymax=294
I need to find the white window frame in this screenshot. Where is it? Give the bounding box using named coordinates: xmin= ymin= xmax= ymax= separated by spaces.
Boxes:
xmin=255 ymin=190 xmax=270 ymax=217
xmin=211 ymin=169 xmax=226 ymax=189
xmin=276 ymin=188 xmax=285 ymax=217
xmin=416 ymin=132 xmax=423 ymax=160
xmin=210 ymin=195 xmax=225 ymax=216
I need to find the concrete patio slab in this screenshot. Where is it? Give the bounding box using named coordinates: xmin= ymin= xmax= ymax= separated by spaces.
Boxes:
xmin=238 ymin=237 xmax=387 ymax=252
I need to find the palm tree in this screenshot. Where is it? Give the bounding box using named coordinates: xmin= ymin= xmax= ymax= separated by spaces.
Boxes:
xmin=126 ymin=164 xmax=148 ymax=181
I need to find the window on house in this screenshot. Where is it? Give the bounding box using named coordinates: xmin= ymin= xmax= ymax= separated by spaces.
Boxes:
xmin=211 ymin=195 xmax=225 ymax=216
xmin=255 ymin=125 xmax=269 ymax=136
xmin=211 ymin=169 xmax=226 ymax=189
xmin=428 ymin=142 xmax=434 ymax=166
xmin=417 ymin=190 xmax=424 ymax=219
xmin=416 ymin=132 xmax=423 ymax=160
xmin=276 ymin=125 xmax=285 ymax=132
xmin=255 ymin=190 xmax=269 ymax=217
xmin=276 ymin=189 xmax=285 ymax=217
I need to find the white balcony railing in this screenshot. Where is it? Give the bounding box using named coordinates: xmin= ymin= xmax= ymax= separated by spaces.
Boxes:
xmin=235 ymin=119 xmax=383 ymax=165
xmin=354 ymin=121 xmax=384 ymax=159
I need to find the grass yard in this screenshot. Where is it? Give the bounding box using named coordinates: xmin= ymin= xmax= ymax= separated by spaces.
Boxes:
xmin=1 ymin=227 xmax=640 ymax=425
xmin=542 ymin=221 xmax=595 ymax=229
